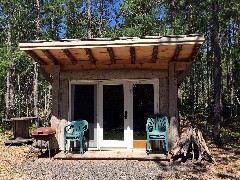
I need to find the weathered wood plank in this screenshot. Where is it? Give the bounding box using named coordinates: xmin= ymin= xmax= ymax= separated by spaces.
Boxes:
xmin=60 ymin=62 xmax=168 ymax=70
xmin=19 ymin=36 xmax=205 ymax=50
xmin=60 ymin=70 xmax=168 ymax=80
xmin=59 ymin=61 xmax=190 ymax=71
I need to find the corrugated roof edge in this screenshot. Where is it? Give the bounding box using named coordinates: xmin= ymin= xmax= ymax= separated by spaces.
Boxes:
xmin=19 ymin=34 xmax=203 ymax=43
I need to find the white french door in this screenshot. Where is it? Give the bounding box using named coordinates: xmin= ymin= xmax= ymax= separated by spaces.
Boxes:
xmin=98 ymin=80 xmax=130 ymax=148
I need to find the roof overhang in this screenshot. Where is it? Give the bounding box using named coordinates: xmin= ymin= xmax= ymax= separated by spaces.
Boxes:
xmin=19 ymin=35 xmax=205 ymax=82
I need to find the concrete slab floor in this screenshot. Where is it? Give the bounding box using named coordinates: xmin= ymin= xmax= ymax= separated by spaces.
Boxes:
xmin=54 ymin=149 xmax=170 ymax=161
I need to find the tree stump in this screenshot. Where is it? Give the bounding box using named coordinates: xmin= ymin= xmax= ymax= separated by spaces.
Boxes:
xmin=170 ymin=126 xmax=216 ymax=163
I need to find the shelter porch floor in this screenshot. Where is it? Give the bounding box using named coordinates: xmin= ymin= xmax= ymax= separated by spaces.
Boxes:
xmin=54 ymin=149 xmax=170 ymax=161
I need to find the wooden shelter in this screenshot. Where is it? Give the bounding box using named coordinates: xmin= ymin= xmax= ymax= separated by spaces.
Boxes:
xmin=19 ymin=35 xmax=205 ymax=151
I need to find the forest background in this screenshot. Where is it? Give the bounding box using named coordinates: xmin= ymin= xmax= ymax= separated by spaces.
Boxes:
xmin=0 ymin=0 xmax=239 ymax=146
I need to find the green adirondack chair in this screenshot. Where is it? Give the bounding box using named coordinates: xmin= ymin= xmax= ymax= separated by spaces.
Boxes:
xmin=64 ymin=120 xmax=88 ymax=154
xmin=146 ymin=114 xmax=168 ymax=155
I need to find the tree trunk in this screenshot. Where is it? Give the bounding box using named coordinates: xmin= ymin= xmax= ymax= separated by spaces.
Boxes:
xmin=35 ymin=0 xmax=41 ymax=38
xmin=34 ymin=0 xmax=41 ymax=126
xmin=6 ymin=65 xmax=15 ymax=119
xmin=33 ymin=63 xmax=39 ymax=117
xmin=189 ymin=71 xmax=194 ymax=114
xmin=212 ymin=0 xmax=223 ymax=145
xmin=87 ymin=0 xmax=92 ymax=38
xmin=6 ymin=9 xmax=14 ymax=119
xmin=98 ymin=0 xmax=103 ymax=37
xmin=170 ymin=0 xmax=175 ymax=28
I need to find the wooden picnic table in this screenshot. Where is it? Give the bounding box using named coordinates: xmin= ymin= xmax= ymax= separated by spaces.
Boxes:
xmin=10 ymin=117 xmax=38 ymax=139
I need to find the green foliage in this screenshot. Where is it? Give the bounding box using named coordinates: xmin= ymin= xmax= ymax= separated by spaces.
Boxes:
xmin=221 ymin=127 xmax=240 ymax=146
xmin=117 ymin=0 xmax=164 ymax=36
xmin=0 ymin=0 xmax=239 ymax=142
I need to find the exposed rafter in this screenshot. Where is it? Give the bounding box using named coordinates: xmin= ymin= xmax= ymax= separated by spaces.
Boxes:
xmin=130 ymin=47 xmax=136 ymax=64
xmin=42 ymin=50 xmax=58 ymax=65
xmin=151 ymin=46 xmax=159 ymax=63
xmin=189 ymin=44 xmax=202 ymax=61
xmin=85 ymin=48 xmax=96 ymax=65
xmin=107 ymin=47 xmax=116 ymax=64
xmin=25 ymin=50 xmax=47 ymax=65
xmin=62 ymin=49 xmax=77 ymax=65
xmin=172 ymin=45 xmax=183 ymax=61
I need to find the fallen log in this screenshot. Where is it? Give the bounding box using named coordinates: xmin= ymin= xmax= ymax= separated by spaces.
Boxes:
xmin=170 ymin=126 xmax=216 ymax=163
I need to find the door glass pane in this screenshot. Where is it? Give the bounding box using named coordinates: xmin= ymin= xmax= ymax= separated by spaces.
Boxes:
xmin=103 ymin=85 xmax=124 ymax=140
xmin=133 ymin=84 xmax=154 ymax=140
xmin=74 ymin=85 xmax=96 ymax=141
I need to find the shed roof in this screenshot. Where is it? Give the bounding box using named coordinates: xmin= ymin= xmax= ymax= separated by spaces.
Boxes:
xmin=19 ymin=34 xmax=204 ymax=81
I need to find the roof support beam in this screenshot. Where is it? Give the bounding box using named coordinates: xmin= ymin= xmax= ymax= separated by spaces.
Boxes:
xmin=172 ymin=45 xmax=183 ymax=61
xmin=62 ymin=49 xmax=77 ymax=65
xmin=42 ymin=50 xmax=58 ymax=65
xmin=85 ymin=48 xmax=96 ymax=65
xmin=39 ymin=65 xmax=53 ymax=83
xmin=177 ymin=62 xmax=193 ymax=85
xmin=151 ymin=46 xmax=159 ymax=63
xmin=107 ymin=47 xmax=116 ymax=64
xmin=25 ymin=50 xmax=47 ymax=65
xmin=130 ymin=47 xmax=136 ymax=64
xmin=189 ymin=44 xmax=201 ymax=61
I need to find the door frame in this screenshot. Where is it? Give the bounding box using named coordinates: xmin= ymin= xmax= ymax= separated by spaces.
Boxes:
xmin=69 ymin=80 xmax=99 ymax=148
xmin=128 ymin=79 xmax=159 ymax=148
xmin=69 ymin=79 xmax=159 ymax=149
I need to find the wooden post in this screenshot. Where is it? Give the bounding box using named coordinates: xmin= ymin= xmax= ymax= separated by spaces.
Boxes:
xmin=52 ymin=65 xmax=60 ymax=117
xmin=59 ymin=80 xmax=69 ymax=119
xmin=168 ymin=61 xmax=180 ymax=150
xmin=159 ymin=76 xmax=168 ymax=115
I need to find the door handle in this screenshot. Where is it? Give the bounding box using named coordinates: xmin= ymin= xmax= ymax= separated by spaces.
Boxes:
xmin=124 ymin=111 xmax=128 ymax=119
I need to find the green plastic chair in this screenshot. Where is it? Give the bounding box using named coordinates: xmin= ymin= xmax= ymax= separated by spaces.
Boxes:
xmin=64 ymin=120 xmax=88 ymax=154
xmin=146 ymin=114 xmax=168 ymax=155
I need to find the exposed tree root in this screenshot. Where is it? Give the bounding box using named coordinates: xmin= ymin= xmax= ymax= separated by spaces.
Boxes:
xmin=170 ymin=126 xmax=216 ymax=163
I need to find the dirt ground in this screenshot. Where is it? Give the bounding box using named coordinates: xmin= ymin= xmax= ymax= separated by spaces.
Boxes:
xmin=0 ymin=133 xmax=239 ymax=180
